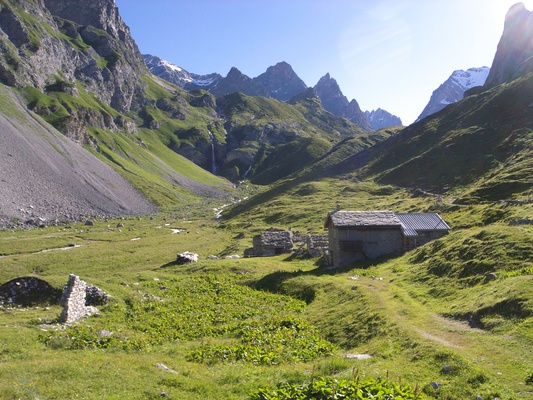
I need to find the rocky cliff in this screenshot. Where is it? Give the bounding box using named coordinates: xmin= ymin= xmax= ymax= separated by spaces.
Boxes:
xmin=0 ymin=0 xmax=145 ymax=112
xmin=484 ymin=2 xmax=533 ymax=88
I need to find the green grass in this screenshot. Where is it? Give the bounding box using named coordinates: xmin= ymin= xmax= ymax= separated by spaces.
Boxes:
xmin=1 ymin=190 xmax=532 ymax=399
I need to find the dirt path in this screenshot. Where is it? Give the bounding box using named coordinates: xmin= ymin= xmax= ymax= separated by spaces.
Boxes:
xmin=342 ymin=275 xmax=533 ymax=397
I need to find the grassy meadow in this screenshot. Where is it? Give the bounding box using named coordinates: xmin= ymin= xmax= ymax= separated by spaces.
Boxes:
xmin=0 ymin=181 xmax=532 ymax=399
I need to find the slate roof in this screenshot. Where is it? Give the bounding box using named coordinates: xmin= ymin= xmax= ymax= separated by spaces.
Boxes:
xmin=325 ymin=211 xmax=450 ymax=237
xmin=260 ymin=231 xmax=293 ymax=248
xmin=396 ymin=213 xmax=450 ymax=237
xmin=325 ymin=210 xmax=402 ymax=228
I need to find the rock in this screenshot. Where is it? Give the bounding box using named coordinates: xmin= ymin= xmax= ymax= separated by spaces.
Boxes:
xmin=86 ymin=285 xmax=111 ymax=305
xmin=98 ymin=329 xmax=113 ymax=338
xmin=176 ymin=251 xmax=199 ymax=264
xmin=441 ymin=365 xmax=453 ymax=373
xmin=207 ymin=255 xmax=219 ymax=260
xmin=430 ymin=382 xmax=442 ymax=390
xmin=483 ymin=273 xmax=498 ymax=283
xmin=345 ymin=353 xmax=372 ymax=360
xmin=156 ymin=363 xmax=177 ymax=374
xmin=85 ymin=220 xmax=94 ymax=226
xmin=224 ymin=254 xmax=240 ymax=259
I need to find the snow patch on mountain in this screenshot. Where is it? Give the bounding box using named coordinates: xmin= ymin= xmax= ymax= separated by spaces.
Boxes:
xmin=450 ymin=67 xmax=490 ymax=91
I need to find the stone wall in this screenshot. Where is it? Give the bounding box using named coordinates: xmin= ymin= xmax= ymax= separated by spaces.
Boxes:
xmin=329 ymin=227 xmax=403 ymax=268
xmin=59 ymin=274 xmax=99 ymax=324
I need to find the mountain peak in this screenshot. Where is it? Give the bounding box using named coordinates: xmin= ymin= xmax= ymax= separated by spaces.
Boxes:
xmin=255 ymin=61 xmax=307 ymax=101
xmin=313 ymin=74 xmax=371 ymax=131
xmin=416 ymin=66 xmax=490 ymax=122
xmin=364 ymin=108 xmax=403 ymax=130
xmin=484 ymin=3 xmax=533 ymax=88
xmin=227 ymin=67 xmax=245 ymax=78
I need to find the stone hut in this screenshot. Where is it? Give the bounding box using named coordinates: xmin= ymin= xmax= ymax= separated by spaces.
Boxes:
xmin=252 ymin=230 xmax=294 ymax=256
xmin=324 ymin=210 xmax=450 ymax=268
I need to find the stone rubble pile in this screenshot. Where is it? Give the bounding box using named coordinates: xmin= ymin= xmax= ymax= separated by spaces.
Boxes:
xmin=0 ymin=277 xmax=62 ymax=306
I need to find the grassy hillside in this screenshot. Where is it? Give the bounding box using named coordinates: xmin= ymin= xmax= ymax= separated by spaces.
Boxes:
xmin=361 ymin=74 xmax=533 ymax=202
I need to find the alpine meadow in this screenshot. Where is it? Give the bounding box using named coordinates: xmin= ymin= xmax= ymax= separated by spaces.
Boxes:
xmin=0 ymin=1 xmax=532 ymax=399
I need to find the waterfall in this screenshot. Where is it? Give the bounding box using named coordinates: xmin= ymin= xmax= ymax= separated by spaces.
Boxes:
xmin=238 ymin=164 xmax=253 ymax=185
xmin=208 ymin=131 xmax=217 ymax=174
xmin=242 ymin=164 xmax=252 ymax=180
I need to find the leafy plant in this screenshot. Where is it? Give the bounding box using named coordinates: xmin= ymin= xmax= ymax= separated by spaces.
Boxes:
xmin=250 ymin=376 xmax=424 ymax=399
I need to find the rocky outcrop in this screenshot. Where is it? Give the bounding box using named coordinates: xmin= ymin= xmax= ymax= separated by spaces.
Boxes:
xmin=0 ymin=0 xmax=150 ymax=144
xmin=313 ymin=74 xmax=372 ymax=131
xmin=484 ymin=3 xmax=533 ymax=88
xmin=0 ymin=0 xmax=146 ymax=114
xmin=416 ymin=67 xmax=489 ymax=122
xmin=365 ymin=108 xmax=403 ymax=130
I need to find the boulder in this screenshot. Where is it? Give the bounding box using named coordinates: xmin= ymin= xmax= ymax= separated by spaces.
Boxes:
xmin=176 ymin=251 xmax=199 ymax=264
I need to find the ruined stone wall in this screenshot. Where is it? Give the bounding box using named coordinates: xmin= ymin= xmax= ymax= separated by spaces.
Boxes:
xmin=59 ymin=274 xmax=98 ymax=324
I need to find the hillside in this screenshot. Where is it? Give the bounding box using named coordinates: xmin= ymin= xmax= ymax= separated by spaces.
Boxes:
xmin=0 ymin=84 xmax=156 ymax=227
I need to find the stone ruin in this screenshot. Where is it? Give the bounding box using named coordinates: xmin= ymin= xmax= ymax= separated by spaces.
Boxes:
xmin=0 ymin=277 xmax=62 ymax=306
xmin=0 ymin=274 xmax=111 ymax=324
xmin=59 ymin=274 xmax=104 ymax=324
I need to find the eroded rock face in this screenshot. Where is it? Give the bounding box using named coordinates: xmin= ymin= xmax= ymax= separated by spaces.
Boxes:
xmin=484 ymin=3 xmax=533 ymax=88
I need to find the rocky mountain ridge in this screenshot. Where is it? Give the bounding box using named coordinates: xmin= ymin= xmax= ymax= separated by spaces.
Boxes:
xmin=416 ymin=67 xmax=490 ymax=122
xmin=364 ymin=108 xmax=403 ymax=130
xmin=144 ymin=54 xmax=222 ymax=92
xmin=143 ymin=55 xmax=402 ymax=132
xmin=313 ymin=73 xmax=372 ymax=131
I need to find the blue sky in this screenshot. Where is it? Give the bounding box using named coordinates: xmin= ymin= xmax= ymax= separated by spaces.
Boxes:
xmin=115 ymin=0 xmax=532 ymax=125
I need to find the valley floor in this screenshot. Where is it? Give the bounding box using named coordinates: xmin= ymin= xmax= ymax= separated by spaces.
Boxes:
xmin=0 ymin=206 xmax=532 ymax=399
